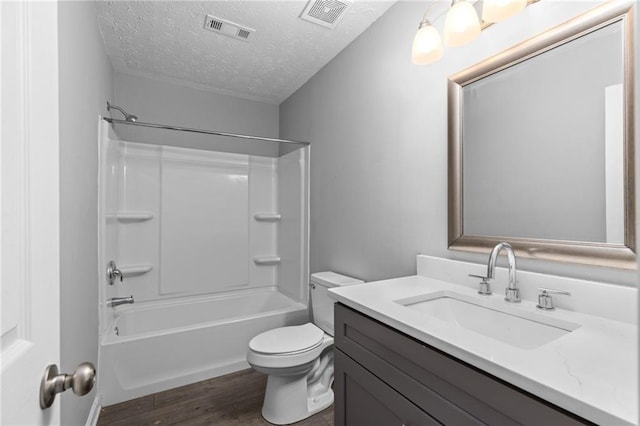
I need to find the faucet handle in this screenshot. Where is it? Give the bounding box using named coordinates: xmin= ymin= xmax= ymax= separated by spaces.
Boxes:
xmin=107 ymin=260 xmax=123 ymax=285
xmin=536 ymin=288 xmax=570 ymax=311
xmin=468 ymin=274 xmax=492 ymax=296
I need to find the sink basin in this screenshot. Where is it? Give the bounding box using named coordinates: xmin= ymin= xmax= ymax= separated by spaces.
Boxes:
xmin=395 ymin=292 xmax=580 ymax=350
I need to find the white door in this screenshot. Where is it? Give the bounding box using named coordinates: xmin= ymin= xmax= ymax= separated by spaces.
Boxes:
xmin=1 ymin=1 xmax=61 ymax=424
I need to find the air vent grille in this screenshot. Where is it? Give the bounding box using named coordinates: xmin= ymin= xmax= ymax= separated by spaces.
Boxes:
xmin=209 ymin=19 xmax=223 ymax=31
xmin=300 ymin=0 xmax=352 ymax=29
xmin=203 ymin=14 xmax=255 ymax=42
xmin=237 ymin=29 xmax=251 ymax=40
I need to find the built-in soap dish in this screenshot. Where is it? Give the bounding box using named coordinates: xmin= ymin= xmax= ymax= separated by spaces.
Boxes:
xmin=253 ymin=213 xmax=281 ymax=222
xmin=253 ymin=256 xmax=281 ymax=265
xmin=107 ymin=211 xmax=154 ymax=223
xmin=119 ymin=264 xmax=153 ymax=277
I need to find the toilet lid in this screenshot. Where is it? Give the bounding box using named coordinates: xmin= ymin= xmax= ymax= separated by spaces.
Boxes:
xmin=249 ymin=323 xmax=325 ymax=355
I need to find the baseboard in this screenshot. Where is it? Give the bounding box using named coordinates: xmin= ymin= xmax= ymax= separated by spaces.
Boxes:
xmin=85 ymin=394 xmax=102 ymax=426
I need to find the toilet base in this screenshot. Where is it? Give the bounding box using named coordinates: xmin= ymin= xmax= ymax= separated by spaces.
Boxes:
xmin=260 ymin=351 xmax=334 ymax=425
xmin=261 ymin=378 xmax=333 ymax=425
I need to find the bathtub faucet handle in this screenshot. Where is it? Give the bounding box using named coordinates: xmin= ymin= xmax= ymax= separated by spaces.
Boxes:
xmin=107 ymin=260 xmax=123 ymax=285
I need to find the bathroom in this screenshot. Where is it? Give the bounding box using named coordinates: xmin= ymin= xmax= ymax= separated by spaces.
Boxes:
xmin=1 ymin=0 xmax=638 ymax=425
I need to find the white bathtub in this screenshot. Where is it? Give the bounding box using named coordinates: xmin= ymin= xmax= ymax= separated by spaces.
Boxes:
xmin=98 ymin=288 xmax=308 ymax=406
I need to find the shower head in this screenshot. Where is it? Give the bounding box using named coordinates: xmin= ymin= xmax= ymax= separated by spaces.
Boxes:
xmin=106 ymin=102 xmax=138 ymax=122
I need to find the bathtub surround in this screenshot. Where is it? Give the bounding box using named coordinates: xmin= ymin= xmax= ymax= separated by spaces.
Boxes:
xmin=279 ymin=0 xmax=637 ymax=287
xmin=278 ymin=149 xmax=311 ymax=302
xmin=99 ymin=129 xmax=308 ymax=307
xmin=58 ymin=2 xmax=114 ymax=425
xmin=98 ymin=121 xmax=310 ymax=405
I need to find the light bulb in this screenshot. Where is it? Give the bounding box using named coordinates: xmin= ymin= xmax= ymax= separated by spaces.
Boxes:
xmin=412 ymin=21 xmax=443 ymax=65
xmin=444 ymin=0 xmax=481 ymax=47
xmin=482 ymin=0 xmax=526 ymax=23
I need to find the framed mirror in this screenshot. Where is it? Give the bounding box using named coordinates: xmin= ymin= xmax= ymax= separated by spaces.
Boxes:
xmin=448 ymin=1 xmax=636 ymax=269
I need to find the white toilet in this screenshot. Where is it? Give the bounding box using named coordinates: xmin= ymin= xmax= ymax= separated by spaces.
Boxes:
xmin=247 ymin=271 xmax=364 ymax=425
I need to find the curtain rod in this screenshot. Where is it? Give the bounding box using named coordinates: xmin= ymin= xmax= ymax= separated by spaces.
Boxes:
xmin=103 ymin=117 xmax=310 ymax=146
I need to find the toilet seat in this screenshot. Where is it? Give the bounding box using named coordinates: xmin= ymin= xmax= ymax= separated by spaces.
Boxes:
xmin=249 ymin=323 xmax=324 ymax=355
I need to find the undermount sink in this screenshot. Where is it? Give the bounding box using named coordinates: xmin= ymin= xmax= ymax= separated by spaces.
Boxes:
xmin=395 ymin=291 xmax=581 ymax=350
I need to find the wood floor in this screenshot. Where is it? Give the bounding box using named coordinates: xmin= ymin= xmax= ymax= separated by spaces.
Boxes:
xmin=98 ymin=369 xmax=334 ymax=425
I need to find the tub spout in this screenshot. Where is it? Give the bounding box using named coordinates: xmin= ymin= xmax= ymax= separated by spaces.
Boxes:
xmin=107 ymin=296 xmax=134 ymax=308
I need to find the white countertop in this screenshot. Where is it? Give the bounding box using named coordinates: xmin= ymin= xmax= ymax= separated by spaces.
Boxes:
xmin=329 ymin=275 xmax=638 ymax=425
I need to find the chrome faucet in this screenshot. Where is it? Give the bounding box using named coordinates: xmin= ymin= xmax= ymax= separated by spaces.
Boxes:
xmin=107 ymin=296 xmax=134 ymax=308
xmin=487 ymin=242 xmax=520 ymax=303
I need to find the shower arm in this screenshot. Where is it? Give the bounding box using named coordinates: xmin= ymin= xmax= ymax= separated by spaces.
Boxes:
xmin=106 ymin=102 xmax=138 ymax=122
xmin=102 ymin=117 xmax=310 ymax=146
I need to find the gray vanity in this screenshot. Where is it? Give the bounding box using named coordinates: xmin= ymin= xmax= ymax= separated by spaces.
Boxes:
xmin=333 ymin=303 xmax=589 ymax=425
xmin=328 ymin=255 xmax=637 ymax=426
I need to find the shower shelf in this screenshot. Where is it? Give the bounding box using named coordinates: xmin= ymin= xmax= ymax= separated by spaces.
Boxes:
xmin=109 ymin=211 xmax=154 ymax=223
xmin=253 ymin=256 xmax=281 ymax=265
xmin=119 ymin=264 xmax=153 ymax=277
xmin=253 ymin=213 xmax=281 ymax=222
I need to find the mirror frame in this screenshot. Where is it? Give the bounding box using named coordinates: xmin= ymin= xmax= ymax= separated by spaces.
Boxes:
xmin=448 ymin=0 xmax=636 ymax=269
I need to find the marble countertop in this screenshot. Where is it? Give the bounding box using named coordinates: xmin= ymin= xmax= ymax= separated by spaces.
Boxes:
xmin=329 ymin=275 xmax=638 ymax=425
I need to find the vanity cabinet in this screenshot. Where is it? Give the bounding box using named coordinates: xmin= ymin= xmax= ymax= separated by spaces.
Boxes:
xmin=334 ymin=303 xmax=592 ymax=426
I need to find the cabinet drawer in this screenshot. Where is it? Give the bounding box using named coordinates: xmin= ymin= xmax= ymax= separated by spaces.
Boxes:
xmin=334 ymin=349 xmax=439 ymax=426
xmin=335 ymin=303 xmax=591 ymax=426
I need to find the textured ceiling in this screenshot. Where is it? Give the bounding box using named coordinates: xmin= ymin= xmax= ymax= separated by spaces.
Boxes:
xmin=97 ymin=1 xmax=396 ymax=104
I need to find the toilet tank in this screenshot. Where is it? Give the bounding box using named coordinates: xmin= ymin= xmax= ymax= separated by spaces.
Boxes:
xmin=310 ymin=272 xmax=364 ymax=335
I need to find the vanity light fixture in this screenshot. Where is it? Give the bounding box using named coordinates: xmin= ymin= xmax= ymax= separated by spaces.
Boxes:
xmin=412 ymin=18 xmax=444 ymax=64
xmin=482 ymin=0 xmax=527 ymax=23
xmin=444 ymin=0 xmax=481 ymax=47
xmin=412 ymin=0 xmax=534 ymax=65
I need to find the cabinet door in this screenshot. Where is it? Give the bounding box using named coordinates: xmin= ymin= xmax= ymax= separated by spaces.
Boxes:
xmin=334 ymin=349 xmax=440 ymax=426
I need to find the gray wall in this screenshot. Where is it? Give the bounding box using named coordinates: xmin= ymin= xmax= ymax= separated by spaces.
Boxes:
xmin=58 ymin=1 xmax=114 ymax=424
xmin=113 ymin=73 xmax=280 ymax=156
xmin=280 ymin=0 xmax=635 ymax=286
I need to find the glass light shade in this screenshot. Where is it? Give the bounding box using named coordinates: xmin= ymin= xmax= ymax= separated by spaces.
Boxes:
xmin=444 ymin=0 xmax=481 ymax=47
xmin=482 ymin=0 xmax=527 ymax=23
xmin=412 ymin=24 xmax=444 ymax=65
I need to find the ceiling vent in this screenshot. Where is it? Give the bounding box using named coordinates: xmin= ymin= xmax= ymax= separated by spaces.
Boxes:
xmin=300 ymin=0 xmax=352 ymax=29
xmin=203 ymin=15 xmax=255 ymax=42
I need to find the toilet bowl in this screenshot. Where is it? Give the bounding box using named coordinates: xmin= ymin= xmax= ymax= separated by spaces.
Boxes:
xmin=246 ymin=272 xmax=363 ymax=425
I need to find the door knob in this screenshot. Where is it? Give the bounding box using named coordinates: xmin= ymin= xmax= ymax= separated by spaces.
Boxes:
xmin=39 ymin=362 xmax=96 ymax=409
